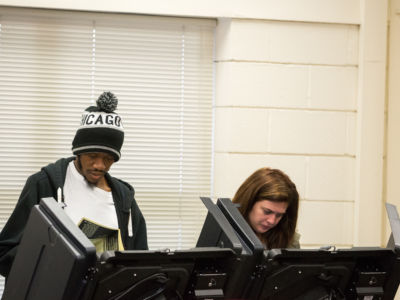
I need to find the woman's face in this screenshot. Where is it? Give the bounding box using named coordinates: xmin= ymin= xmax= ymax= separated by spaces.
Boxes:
xmin=248 ymin=200 xmax=288 ymax=235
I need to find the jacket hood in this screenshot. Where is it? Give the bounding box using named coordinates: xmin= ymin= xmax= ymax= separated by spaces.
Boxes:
xmin=106 ymin=174 xmax=134 ymax=212
xmin=41 ymin=157 xmax=75 ymax=199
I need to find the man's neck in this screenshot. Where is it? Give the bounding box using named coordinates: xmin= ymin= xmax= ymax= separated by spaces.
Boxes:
xmin=73 ymin=158 xmax=111 ymax=192
xmin=97 ymin=177 xmax=111 ymax=192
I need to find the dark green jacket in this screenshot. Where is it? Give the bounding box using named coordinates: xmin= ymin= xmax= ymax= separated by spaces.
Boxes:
xmin=0 ymin=157 xmax=148 ymax=277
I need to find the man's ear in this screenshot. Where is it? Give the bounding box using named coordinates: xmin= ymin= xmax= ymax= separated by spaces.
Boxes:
xmin=74 ymin=155 xmax=82 ymax=172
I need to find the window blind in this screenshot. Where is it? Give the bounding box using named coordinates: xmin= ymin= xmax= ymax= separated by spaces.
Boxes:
xmin=0 ymin=6 xmax=215 ymax=258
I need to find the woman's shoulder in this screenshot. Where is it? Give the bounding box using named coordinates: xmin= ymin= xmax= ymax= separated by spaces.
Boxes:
xmin=288 ymin=231 xmax=301 ymax=249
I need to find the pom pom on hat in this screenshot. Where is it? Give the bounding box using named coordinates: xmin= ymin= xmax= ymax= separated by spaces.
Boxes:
xmin=96 ymin=91 xmax=118 ymax=113
xmin=71 ymin=92 xmax=124 ymax=161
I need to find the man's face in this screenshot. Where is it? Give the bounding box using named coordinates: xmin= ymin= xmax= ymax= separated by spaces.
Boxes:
xmin=248 ymin=200 xmax=288 ymax=235
xmin=77 ymin=152 xmax=115 ymax=184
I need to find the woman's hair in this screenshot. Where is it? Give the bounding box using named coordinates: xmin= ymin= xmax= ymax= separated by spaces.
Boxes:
xmin=232 ymin=167 xmax=299 ymax=249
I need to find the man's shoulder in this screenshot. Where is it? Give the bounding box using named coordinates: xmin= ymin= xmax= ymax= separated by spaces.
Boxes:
xmin=108 ymin=175 xmax=133 ymax=191
xmin=45 ymin=157 xmax=74 ymax=169
xmin=28 ymin=157 xmax=74 ymax=182
xmin=107 ymin=175 xmax=135 ymax=203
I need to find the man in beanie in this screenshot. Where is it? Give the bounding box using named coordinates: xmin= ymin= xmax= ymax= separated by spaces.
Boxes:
xmin=0 ymin=92 xmax=148 ymax=278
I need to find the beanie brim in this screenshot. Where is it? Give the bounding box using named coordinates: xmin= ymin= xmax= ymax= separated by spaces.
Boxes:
xmin=72 ymin=127 xmax=123 ymax=162
xmin=72 ymin=145 xmax=121 ymax=162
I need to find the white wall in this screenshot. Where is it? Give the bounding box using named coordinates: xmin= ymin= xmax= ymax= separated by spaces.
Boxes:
xmin=354 ymin=0 xmax=388 ymax=247
xmin=386 ymin=0 xmax=400 ymax=239
xmin=0 ymin=0 xmax=361 ymax=23
xmin=0 ymin=0 xmax=391 ymax=248
xmin=213 ymin=19 xmax=359 ymax=247
xmin=212 ymin=0 xmax=388 ymax=249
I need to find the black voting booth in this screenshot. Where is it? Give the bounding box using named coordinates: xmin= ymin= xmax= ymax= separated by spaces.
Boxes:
xmin=197 ymin=198 xmax=400 ymax=300
xmin=2 ymin=197 xmax=97 ymax=300
xmin=196 ymin=197 xmax=264 ymax=298
xmin=2 ymin=198 xmax=238 ymax=300
xmin=3 ymin=197 xmax=400 ymax=300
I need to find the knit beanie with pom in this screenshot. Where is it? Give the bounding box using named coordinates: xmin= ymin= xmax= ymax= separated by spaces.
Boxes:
xmin=72 ymin=91 xmax=124 ymax=161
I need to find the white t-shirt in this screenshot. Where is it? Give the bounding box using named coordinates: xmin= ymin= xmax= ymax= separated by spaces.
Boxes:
xmin=63 ymin=160 xmax=119 ymax=229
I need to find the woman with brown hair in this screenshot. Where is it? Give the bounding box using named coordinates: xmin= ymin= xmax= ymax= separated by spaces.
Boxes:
xmin=232 ymin=167 xmax=300 ymax=249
